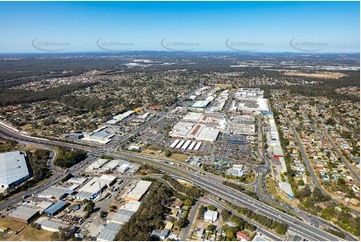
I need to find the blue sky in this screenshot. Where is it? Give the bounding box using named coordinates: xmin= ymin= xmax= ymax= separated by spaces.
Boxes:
xmin=0 ymin=1 xmax=359 ymax=53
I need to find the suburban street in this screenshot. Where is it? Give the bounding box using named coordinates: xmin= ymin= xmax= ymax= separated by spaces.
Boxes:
xmin=0 ymin=116 xmax=357 ymax=241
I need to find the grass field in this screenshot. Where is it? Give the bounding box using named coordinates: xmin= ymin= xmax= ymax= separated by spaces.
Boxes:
xmin=141 ymin=149 xmax=158 ymax=155
xmin=283 ymin=71 xmax=346 ymax=79
xmin=213 ymin=83 xmax=233 ymax=88
xmin=0 ymin=218 xmax=54 ymax=241
xmin=170 ymin=153 xmax=188 ymax=162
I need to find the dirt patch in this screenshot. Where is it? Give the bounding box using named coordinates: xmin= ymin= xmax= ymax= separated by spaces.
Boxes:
xmin=141 ymin=149 xmax=158 ymax=155
xmin=170 ymin=153 xmax=188 ymax=162
xmin=283 ymin=71 xmax=347 ymax=79
xmin=0 ymin=218 xmax=54 ymax=241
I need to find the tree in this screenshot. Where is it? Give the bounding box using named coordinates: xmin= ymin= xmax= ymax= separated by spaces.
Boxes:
xmin=226 ymin=231 xmax=235 ymax=240
xmin=208 ymin=205 xmax=217 ymax=211
xmin=298 ymin=179 xmax=305 ymax=186
xmin=207 ymin=224 xmax=216 ymax=231
xmin=221 ymin=209 xmax=231 ymax=221
xmin=184 ymin=199 xmax=192 ymax=207
xmin=165 ymin=149 xmax=172 ymax=157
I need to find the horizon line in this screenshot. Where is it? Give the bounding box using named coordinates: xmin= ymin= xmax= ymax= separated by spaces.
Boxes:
xmin=0 ymin=50 xmax=360 ymax=55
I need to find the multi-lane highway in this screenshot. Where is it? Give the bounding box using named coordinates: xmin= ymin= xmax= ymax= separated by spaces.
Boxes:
xmin=0 ymin=119 xmax=356 ymax=241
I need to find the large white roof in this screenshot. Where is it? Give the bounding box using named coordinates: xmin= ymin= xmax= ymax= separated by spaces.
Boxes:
xmin=78 ymin=175 xmax=115 ymax=194
xmin=0 ymin=151 xmax=29 ymax=188
xmin=125 ymin=180 xmax=152 ymax=201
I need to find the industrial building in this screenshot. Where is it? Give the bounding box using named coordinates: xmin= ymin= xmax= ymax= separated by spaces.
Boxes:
xmin=0 ymin=151 xmax=30 ymax=190
xmin=82 ymin=126 xmax=114 ymax=144
xmin=169 ymin=112 xmax=226 ymax=142
xmin=86 ymin=158 xmax=109 ymax=172
xmin=7 ymin=204 xmax=40 ymax=223
xmin=97 ymin=222 xmax=122 ymax=241
xmin=125 ymin=180 xmax=152 ymax=201
xmin=101 ymin=160 xmax=120 ymax=171
xmin=191 ymin=100 xmax=210 ymax=109
xmin=112 ymin=201 xmax=141 ymax=224
xmin=169 ymin=121 xmax=194 ymax=139
xmin=34 ymin=201 xmax=53 ymax=214
xmin=279 ymin=182 xmax=294 ymax=199
xmin=67 ymin=204 xmax=81 ymax=212
xmin=44 ymin=200 xmax=69 ymax=216
xmin=279 ymin=157 xmax=288 ymax=174
xmin=76 ymin=175 xmax=116 ymax=200
xmin=67 ymin=177 xmax=87 ymax=185
xmin=36 ymin=217 xmax=70 ymax=232
xmin=37 ymin=186 xmax=74 ymax=200
xmin=117 ymin=160 xmax=131 ymax=174
xmin=204 ymin=210 xmax=218 ymax=222
xmin=227 ymin=165 xmax=245 ymax=177
xmin=234 ymin=88 xmax=269 ymax=114
xmin=106 ymin=110 xmax=134 ymax=125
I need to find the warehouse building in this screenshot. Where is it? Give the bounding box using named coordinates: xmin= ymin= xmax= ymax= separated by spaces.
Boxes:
xmin=117 ymin=160 xmax=131 ymax=174
xmin=112 ymin=201 xmax=141 ymax=224
xmin=204 ymin=210 xmax=218 ymax=222
xmin=25 ymin=201 xmax=53 ymax=214
xmin=67 ymin=177 xmax=87 ymax=185
xmin=125 ymin=180 xmax=152 ymax=201
xmin=97 ymin=222 xmax=122 ymax=241
xmin=37 ymin=186 xmax=74 ymax=200
xmin=76 ymin=175 xmax=116 ymax=200
xmin=169 ymin=121 xmax=194 ymax=139
xmin=7 ymin=204 xmax=40 ymax=223
xmin=101 ymin=160 xmax=120 ymax=171
xmin=279 ymin=182 xmax=294 ymax=199
xmin=87 ymin=159 xmax=109 ymax=171
xmin=0 ymin=151 xmax=30 ymax=190
xmin=36 ymin=217 xmax=70 ymax=232
xmin=82 ymin=126 xmax=114 ymax=145
xmin=191 ymin=100 xmax=210 ymax=109
xmin=44 ymin=200 xmax=69 ymax=216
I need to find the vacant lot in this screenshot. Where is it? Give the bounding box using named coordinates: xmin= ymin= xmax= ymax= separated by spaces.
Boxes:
xmin=283 ymin=71 xmax=347 ymax=79
xmin=0 ymin=218 xmax=54 ymax=241
xmin=170 ymin=153 xmax=188 ymax=162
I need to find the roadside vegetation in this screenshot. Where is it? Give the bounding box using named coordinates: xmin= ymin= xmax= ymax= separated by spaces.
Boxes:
xmin=226 ymin=201 xmax=288 ymax=236
xmin=162 ymin=174 xmax=204 ymax=198
xmin=223 ymin=181 xmax=259 ymax=200
xmin=115 ymin=182 xmax=173 ymax=240
xmin=54 ymin=147 xmax=87 ymax=168
xmin=0 ymin=137 xmax=18 ymax=152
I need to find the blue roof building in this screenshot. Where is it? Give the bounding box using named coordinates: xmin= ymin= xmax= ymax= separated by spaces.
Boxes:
xmin=44 ymin=201 xmax=69 ymax=216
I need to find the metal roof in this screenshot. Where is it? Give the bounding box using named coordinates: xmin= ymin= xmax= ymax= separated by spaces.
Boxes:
xmin=125 ymin=180 xmax=152 ymax=201
xmin=78 ymin=175 xmax=115 ymax=194
xmin=112 ymin=209 xmax=135 ymax=224
xmin=0 ymin=151 xmax=29 ymax=187
xmin=37 ymin=219 xmax=69 ymax=231
xmin=37 ymin=186 xmax=74 ymax=199
xmin=44 ymin=201 xmax=69 ymax=215
xmin=8 ymin=204 xmax=39 ymax=221
xmin=97 ymin=222 xmax=122 ymax=241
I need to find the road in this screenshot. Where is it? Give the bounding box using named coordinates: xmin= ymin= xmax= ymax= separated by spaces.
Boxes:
xmin=107 ymin=86 xmax=200 ymax=150
xmin=201 ymin=196 xmax=283 ymax=241
xmin=0 ymin=119 xmax=356 ymax=241
xmin=323 ymin=128 xmax=360 ymax=182
xmin=275 ymin=102 xmax=359 ymax=216
xmin=180 ymin=200 xmax=199 ymax=241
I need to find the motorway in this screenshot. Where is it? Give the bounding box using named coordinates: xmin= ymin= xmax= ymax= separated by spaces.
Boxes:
xmin=0 ymin=119 xmax=355 ymax=241
xmin=253 ymin=117 xmax=357 ymax=239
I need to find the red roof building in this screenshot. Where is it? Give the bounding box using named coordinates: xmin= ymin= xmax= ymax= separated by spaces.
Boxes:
xmin=236 ymin=231 xmax=249 ymax=241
